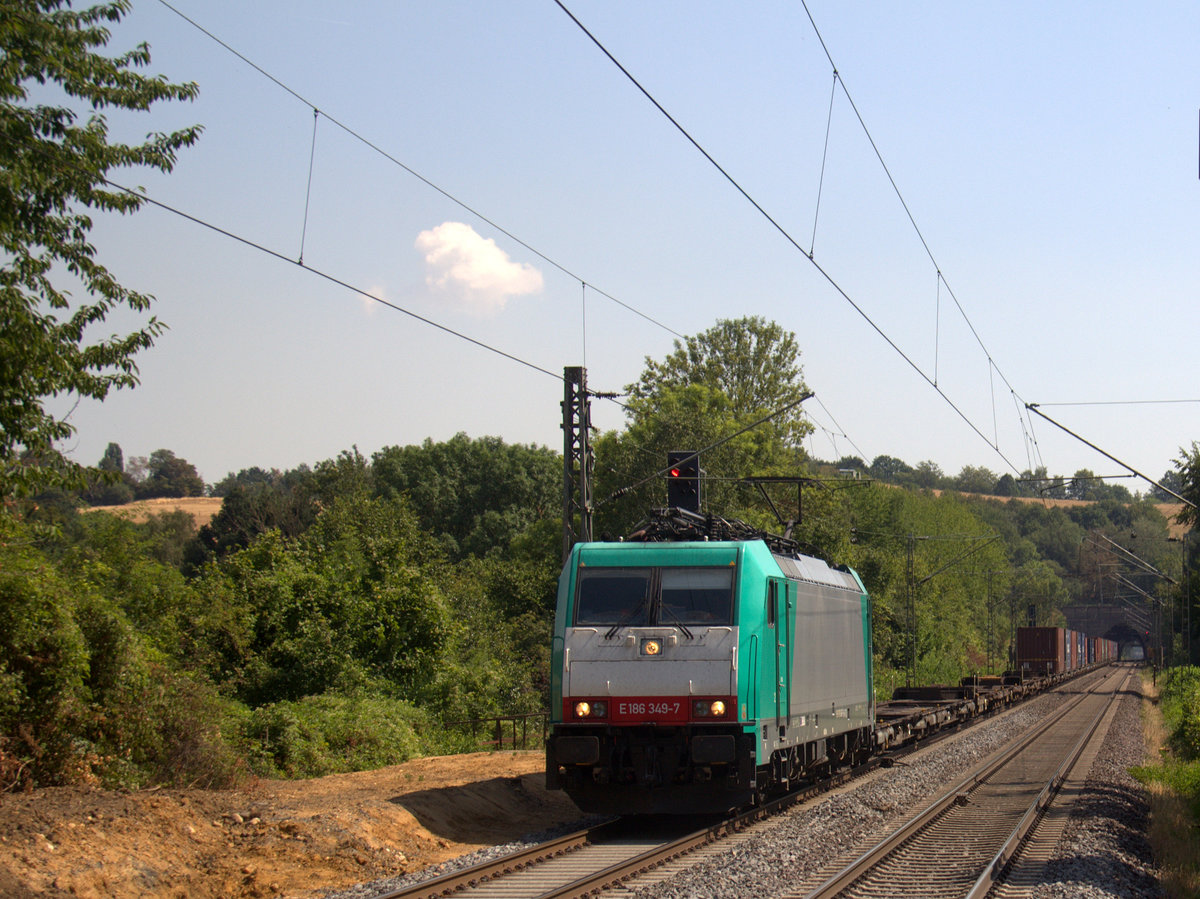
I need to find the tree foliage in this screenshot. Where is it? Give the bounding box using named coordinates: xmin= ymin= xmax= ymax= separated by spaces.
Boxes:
xmin=595 ymin=317 xmax=815 ymax=536
xmin=628 ymin=316 xmax=813 ymax=447
xmin=1175 ymin=442 xmax=1200 ymax=531
xmin=0 ymin=0 xmax=200 ymax=503
xmin=371 ymin=434 xmax=559 ymax=559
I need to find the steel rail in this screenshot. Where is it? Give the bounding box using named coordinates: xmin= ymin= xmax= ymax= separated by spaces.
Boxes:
xmin=799 ymin=667 xmax=1117 ymax=899
xmin=965 ymin=667 xmax=1131 ymax=898
xmin=533 ymin=761 xmax=875 ymax=899
xmin=379 ymin=819 xmax=621 ymax=899
xmin=379 ymin=669 xmax=1100 ymax=899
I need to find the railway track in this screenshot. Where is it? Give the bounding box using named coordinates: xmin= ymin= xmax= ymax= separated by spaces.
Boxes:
xmin=375 ymin=670 xmax=1104 ymax=899
xmin=788 ymin=665 xmax=1131 ymax=899
xmin=367 ymin=667 xmax=1123 ymax=897
xmin=379 ymin=760 xmax=876 ymax=899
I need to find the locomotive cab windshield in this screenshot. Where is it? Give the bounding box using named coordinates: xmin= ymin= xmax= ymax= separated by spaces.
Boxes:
xmin=575 ymin=565 xmax=734 ymax=630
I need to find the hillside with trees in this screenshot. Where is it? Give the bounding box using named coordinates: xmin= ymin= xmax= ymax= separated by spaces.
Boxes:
xmin=4 ymin=316 xmax=1198 ymax=793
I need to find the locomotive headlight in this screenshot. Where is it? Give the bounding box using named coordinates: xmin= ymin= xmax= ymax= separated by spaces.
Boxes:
xmin=693 ymin=699 xmax=728 ymax=718
xmin=641 ymin=638 xmax=662 ymax=656
xmin=573 ymin=700 xmax=607 ymax=719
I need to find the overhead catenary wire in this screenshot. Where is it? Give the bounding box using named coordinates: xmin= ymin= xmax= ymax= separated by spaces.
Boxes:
xmin=599 ymin=393 xmax=814 ymax=506
xmin=1033 ymin=399 xmax=1200 ymax=407
xmin=106 ymin=179 xmax=565 ymax=383
xmin=807 ymin=394 xmax=870 ymax=464
xmin=159 ymin=0 xmax=932 ymax=481
xmin=1025 ymin=403 xmax=1195 ymax=509
xmin=552 ymin=0 xmax=1026 ymax=478
xmin=154 ymin=0 xmax=686 ymax=342
xmin=297 ymin=106 xmax=320 ymax=265
xmin=797 ymin=1 xmax=1019 ymax=403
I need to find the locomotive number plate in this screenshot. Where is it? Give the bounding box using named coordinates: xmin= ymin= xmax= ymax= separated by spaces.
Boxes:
xmin=612 ymin=697 xmax=686 ymax=722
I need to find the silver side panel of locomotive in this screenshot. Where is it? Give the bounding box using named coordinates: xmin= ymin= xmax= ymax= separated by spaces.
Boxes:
xmin=758 ymin=553 xmax=872 ymax=759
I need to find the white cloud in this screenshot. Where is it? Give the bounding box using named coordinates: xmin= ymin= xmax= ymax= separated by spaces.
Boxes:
xmin=414 ymin=221 xmax=543 ymax=315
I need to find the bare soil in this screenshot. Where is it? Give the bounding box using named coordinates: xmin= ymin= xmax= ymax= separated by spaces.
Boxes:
xmin=0 ymin=751 xmax=582 ymax=899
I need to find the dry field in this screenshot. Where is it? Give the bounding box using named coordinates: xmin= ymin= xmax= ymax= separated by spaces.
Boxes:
xmin=85 ymin=496 xmax=223 ymax=527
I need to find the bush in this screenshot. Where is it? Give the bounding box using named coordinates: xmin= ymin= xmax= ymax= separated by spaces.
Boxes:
xmin=246 ymin=692 xmax=427 ymax=779
xmin=1163 ymin=666 xmax=1200 ymax=761
xmin=0 ymin=537 xmax=91 ymax=786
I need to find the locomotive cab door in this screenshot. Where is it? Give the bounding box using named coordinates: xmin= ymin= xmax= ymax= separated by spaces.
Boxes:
xmin=768 ymin=578 xmax=792 ymax=736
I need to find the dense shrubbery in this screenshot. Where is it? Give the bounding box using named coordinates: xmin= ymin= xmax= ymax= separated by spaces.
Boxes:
xmin=1135 ymin=666 xmax=1200 ymax=811
xmin=1131 ymin=665 xmax=1200 ymax=896
xmin=0 ymin=441 xmax=560 ymax=790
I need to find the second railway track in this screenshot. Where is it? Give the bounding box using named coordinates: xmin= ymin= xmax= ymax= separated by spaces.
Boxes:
xmin=790 ymin=665 xmax=1132 ymax=899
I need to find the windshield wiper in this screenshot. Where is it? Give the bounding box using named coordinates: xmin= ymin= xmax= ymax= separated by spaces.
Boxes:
xmin=657 ymin=601 xmax=694 ymax=641
xmin=605 ymin=595 xmax=649 ymax=640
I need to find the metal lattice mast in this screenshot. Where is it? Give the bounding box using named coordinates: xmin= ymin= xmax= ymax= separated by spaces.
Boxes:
xmin=561 ymin=366 xmax=593 ymax=562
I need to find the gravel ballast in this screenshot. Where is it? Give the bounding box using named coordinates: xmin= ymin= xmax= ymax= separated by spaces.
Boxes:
xmin=325 ymin=673 xmax=1164 ymax=899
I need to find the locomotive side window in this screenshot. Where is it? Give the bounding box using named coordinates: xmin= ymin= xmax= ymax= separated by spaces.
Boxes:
xmin=660 ymin=568 xmax=734 ymax=625
xmin=575 ymin=568 xmax=652 ymax=626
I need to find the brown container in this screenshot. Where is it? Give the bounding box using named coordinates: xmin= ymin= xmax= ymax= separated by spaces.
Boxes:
xmin=1017 ymin=626 xmax=1066 ymax=676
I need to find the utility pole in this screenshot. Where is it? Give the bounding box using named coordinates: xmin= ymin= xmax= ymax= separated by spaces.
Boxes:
xmin=1171 ymin=534 xmax=1193 ymax=667
xmin=561 ymin=366 xmax=593 ymax=563
xmin=906 ymin=535 xmax=916 ymax=686
xmin=904 ymin=533 xmax=1002 ymax=686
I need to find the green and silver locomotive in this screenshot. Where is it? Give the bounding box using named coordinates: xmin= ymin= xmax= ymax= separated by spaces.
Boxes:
xmin=546 ymin=537 xmax=874 ymax=814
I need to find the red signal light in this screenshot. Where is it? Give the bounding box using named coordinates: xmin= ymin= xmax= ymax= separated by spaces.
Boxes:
xmin=669 ymin=467 xmax=681 ymax=478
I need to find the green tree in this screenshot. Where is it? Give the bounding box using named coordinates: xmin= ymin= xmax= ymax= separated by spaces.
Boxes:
xmin=188 ymin=465 xmax=318 ymax=569
xmin=97 ymin=441 xmax=123 ymax=474
xmin=1152 ymin=467 xmax=1185 ymax=503
xmin=1067 ymin=468 xmax=1103 ymax=501
xmin=0 ymin=0 xmax=200 ymax=505
xmin=594 ymin=383 xmax=806 ymax=536
xmin=1022 ymin=466 xmax=1067 ymax=499
xmin=628 ymin=316 xmax=813 ymax=448
xmin=138 ymin=449 xmax=204 ymax=498
xmin=954 ymin=465 xmax=999 ymax=495
xmin=1174 ymin=443 xmax=1200 ymax=530
xmin=994 ymin=473 xmax=1019 ymax=497
xmin=83 ymin=440 xmax=133 ymax=504
xmin=869 ymin=454 xmax=913 ymax=484
xmin=200 ymin=492 xmax=451 ymax=706
xmin=912 ymin=460 xmax=946 ymax=489
xmin=372 ymin=434 xmax=559 ymax=559
xmin=596 ymin=317 xmax=814 ymax=534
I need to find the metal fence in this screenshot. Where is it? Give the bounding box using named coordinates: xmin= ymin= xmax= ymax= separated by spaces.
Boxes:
xmin=446 ymin=712 xmax=548 ymax=751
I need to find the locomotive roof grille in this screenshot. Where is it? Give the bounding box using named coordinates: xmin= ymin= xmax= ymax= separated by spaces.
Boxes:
xmin=771 ymin=553 xmax=862 ymax=592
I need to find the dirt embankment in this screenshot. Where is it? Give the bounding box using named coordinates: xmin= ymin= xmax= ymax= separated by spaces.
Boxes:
xmin=0 ymin=751 xmax=581 ymax=899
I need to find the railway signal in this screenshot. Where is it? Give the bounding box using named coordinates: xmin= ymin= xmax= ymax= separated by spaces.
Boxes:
xmin=666 ymin=451 xmax=701 ymax=512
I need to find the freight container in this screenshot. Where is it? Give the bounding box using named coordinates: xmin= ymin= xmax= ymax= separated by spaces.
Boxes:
xmin=1017 ymin=626 xmax=1067 ymax=676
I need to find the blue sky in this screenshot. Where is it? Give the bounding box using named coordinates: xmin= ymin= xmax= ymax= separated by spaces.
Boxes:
xmin=58 ymin=1 xmax=1199 ymax=491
